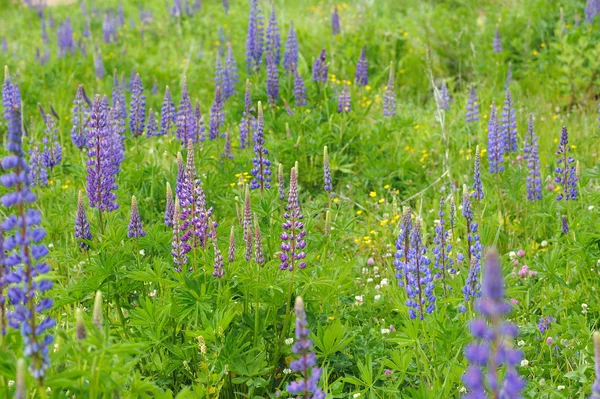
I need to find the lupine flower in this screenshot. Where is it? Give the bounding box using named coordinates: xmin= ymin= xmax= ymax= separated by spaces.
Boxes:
xmin=404 ymin=218 xmax=435 ymax=320
xmin=538 ymin=316 xmax=556 ymax=334
xmin=487 ymin=102 xmax=504 ymax=173
xmin=165 ymin=182 xmax=174 ymax=228
xmin=215 ymin=53 xmax=227 ymax=91
xmin=505 ymin=63 xmax=512 ymax=88
xmin=94 ymin=50 xmax=105 ymax=79
xmin=3 ymin=67 xmax=20 ymax=124
xmin=592 ymin=331 xmax=600 ymax=397
xmin=239 ymin=80 xmax=254 ymax=149
xmin=501 ymin=88 xmax=517 ymax=154
xmin=265 ymin=3 xmax=281 ymax=65
xmin=245 ymin=0 xmax=264 ymax=73
xmin=561 ymin=215 xmax=569 ymax=234
xmin=555 ymin=126 xmax=578 ymax=201
xmin=466 ymin=86 xmax=480 ymax=122
xmin=433 ymin=198 xmax=455 ymax=295
xmin=493 ymin=27 xmax=503 ymax=53
xmin=266 ymin=52 xmax=279 ymax=104
xmin=243 ymin=185 xmax=253 ymax=261
xmin=210 ymin=221 xmax=225 ymax=278
xmin=524 ymin=115 xmax=542 ymax=201
xmin=283 ymin=22 xmax=298 ymax=73
xmin=323 ymin=146 xmax=333 ymax=194
xmin=209 ymin=87 xmax=225 ymax=140
xmin=277 ymin=163 xmax=285 ymax=200
xmin=472 ymin=145 xmax=484 ymax=200
xmin=394 ymin=207 xmax=412 ymax=287
xmin=161 ymin=86 xmax=176 ymax=135
xmin=438 ymin=81 xmax=451 ymax=110
xmin=41 ymin=113 xmax=62 ymax=170
xmin=293 ymin=64 xmax=307 ymax=107
xmin=58 ymin=17 xmax=76 ymax=56
xmin=129 ymin=74 xmax=146 ymax=138
xmin=112 ymin=69 xmax=127 ymax=120
xmin=585 ymin=0 xmax=600 ymax=24
xmin=74 ymin=190 xmax=92 ymax=250
xmin=1 ymin=37 xmax=6 ymax=52
xmin=335 ymin=80 xmax=352 ymax=113
xmin=2 ymin=93 xmax=54 ymax=381
xmin=287 ymin=297 xmax=326 ymax=399
xmin=127 ymin=196 xmax=146 ymax=238
xmin=312 ymin=49 xmax=328 ymax=83
xmin=253 ymin=214 xmax=265 ymax=264
xmin=463 ymin=249 xmax=525 ymax=398
xmin=383 ymin=63 xmax=396 ymax=117
xmin=175 ymin=152 xmax=188 ymax=205
xmin=146 ymin=109 xmax=159 ymax=137
xmin=102 ymin=12 xmax=117 ymax=43
xmin=107 ymin=104 xmax=126 ymax=174
xmin=86 ymin=95 xmax=119 ymax=214
xmin=224 ymin=43 xmax=239 ymax=98
xmin=29 ymin=145 xmax=48 ymax=186
xmin=221 ymin=129 xmax=233 ymax=159
xmin=171 ymin=199 xmax=189 ymax=272
xmin=71 ymin=84 xmax=90 ymax=149
xmin=250 ymin=102 xmax=272 ymax=190
xmin=462 ymin=185 xmax=483 ymax=303
xmin=176 ymin=81 xmax=197 ymax=144
xmin=280 ymin=167 xmax=307 ymax=271
xmin=331 ymin=6 xmax=341 ymax=35
xmin=355 ymin=46 xmax=368 ymax=87
xmin=228 ymin=226 xmax=236 ymax=263
xmin=194 ymin=99 xmax=206 ymax=142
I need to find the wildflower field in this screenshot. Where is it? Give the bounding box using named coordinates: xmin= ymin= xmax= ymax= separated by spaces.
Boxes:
xmin=1 ymin=0 xmax=600 ymax=397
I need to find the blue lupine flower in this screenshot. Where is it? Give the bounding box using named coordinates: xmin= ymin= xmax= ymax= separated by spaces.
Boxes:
xmin=312 ymin=49 xmax=328 ymax=83
xmin=209 ymin=87 xmax=225 ymax=140
xmin=493 ymin=27 xmax=502 ymax=53
xmin=331 ymin=5 xmax=341 ymax=35
xmin=176 ymin=81 xmax=197 ymax=144
xmin=245 ymin=0 xmax=264 ymax=73
xmin=383 ymin=63 xmax=396 ymax=117
xmin=29 ymin=144 xmax=48 ymax=187
xmin=487 ymin=102 xmax=504 ymax=173
xmin=466 ymin=85 xmax=479 ymax=122
xmin=283 ymin=22 xmax=298 ymax=73
xmin=337 ymin=83 xmax=351 ymax=113
xmin=265 ymin=3 xmax=281 ymax=65
xmin=266 ymin=52 xmax=279 ymax=104
xmin=161 ymin=86 xmax=176 ymax=135
xmin=355 ymin=46 xmax=368 ymax=87
xmin=472 ymin=145 xmax=484 ymax=200
xmin=501 ymin=88 xmax=517 ymax=154
xmin=41 ymin=113 xmax=62 ymax=170
xmin=462 ymin=185 xmax=483 ymax=303
xmin=250 ymin=102 xmax=272 ymax=190
xmin=129 ymin=73 xmax=146 ymax=138
xmin=323 ymin=146 xmax=332 ymax=194
xmin=71 ymin=84 xmax=90 ymax=149
xmin=239 ymin=80 xmax=255 ymax=149
xmin=538 ymin=316 xmax=556 ymax=334
xmin=280 ymin=167 xmax=307 ymax=271
xmin=293 ymin=64 xmax=307 ymax=107
xmin=146 ymin=109 xmax=159 ymax=137
xmin=432 ymin=198 xmax=455 ymax=295
xmin=112 ymin=69 xmax=127 ymax=120
xmin=524 ymin=115 xmax=542 ymax=201
xmin=404 ymin=218 xmax=435 ymax=320
xmin=555 ymin=126 xmax=578 ymax=201
xmin=127 ymin=195 xmax=146 ymax=238
xmin=394 ymin=207 xmax=412 ymax=287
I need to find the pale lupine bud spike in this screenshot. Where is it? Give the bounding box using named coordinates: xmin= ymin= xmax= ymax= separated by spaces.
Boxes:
xmin=228 ymin=226 xmax=236 ymax=263
xmin=285 ymin=122 xmax=290 ymax=138
xmin=278 ymin=163 xmax=285 ymax=200
xmin=15 ymin=358 xmax=26 ymax=399
xmin=323 ymin=146 xmax=332 ymax=193
xmin=75 ymin=307 xmax=86 ymax=340
xmin=254 ymin=213 xmax=265 ymax=264
xmin=165 ymin=182 xmax=174 ymax=227
xmin=243 ymin=185 xmax=253 ymax=261
xmin=93 ymin=291 xmax=103 ymax=329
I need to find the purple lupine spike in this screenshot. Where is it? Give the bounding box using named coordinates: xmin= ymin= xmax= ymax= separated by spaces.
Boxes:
xmin=112 ymin=70 xmax=127 ymax=120
xmin=58 ymin=17 xmax=76 ymax=57
xmin=224 ymin=43 xmax=239 ymax=98
xmin=228 ymin=226 xmax=236 ymax=263
xmin=250 ymin=102 xmax=272 ymax=190
xmin=585 ymin=0 xmax=600 ymax=23
xmin=2 ymin=91 xmax=54 ymax=381
xmin=432 ymin=197 xmax=455 ymax=296
xmin=194 ymin=99 xmax=206 ymax=143
xmin=266 ymin=52 xmax=279 ymax=104
xmin=218 ymin=27 xmax=227 ymax=56
xmin=239 ymin=79 xmax=254 ymax=149
xmin=1 ymin=37 xmax=6 ymax=52
xmin=71 ymin=85 xmax=90 ymax=149
xmin=41 ymin=18 xmax=48 ymax=43
xmin=165 ymin=182 xmax=174 ymax=228
xmin=245 ymin=0 xmax=264 ymax=73
xmin=287 ymin=297 xmax=326 ymax=399
xmin=41 ymin=113 xmax=62 ymax=170
xmin=3 ymin=67 xmax=20 ymax=125
xmin=94 ymin=50 xmax=105 ymax=79
xmin=312 ymin=49 xmax=328 ymax=83
xmin=463 ymin=249 xmax=525 ymax=398
xmin=283 ymin=22 xmax=298 ymax=73
xmin=537 ymin=316 xmax=556 ymax=334
xmin=505 ymin=64 xmax=512 ymax=88
xmin=209 ymin=87 xmax=224 ymax=140
xmin=265 ymin=3 xmax=281 ymax=65
xmin=337 ymin=83 xmax=351 ymax=113
xmin=493 ymin=27 xmax=503 ymax=53
xmin=86 ymin=95 xmax=119 ymax=214
xmin=175 ymin=152 xmax=188 ymax=206
xmin=253 ymin=214 xmax=265 ymax=264
xmin=0 ymin=227 xmax=5 ymax=336
xmin=487 ymin=102 xmax=504 ymax=173
xmin=555 ymin=126 xmax=578 ymax=201
xmin=221 ymin=129 xmax=233 ymax=159
xmin=215 ymin=53 xmax=226 ymax=91
xmin=29 ymin=144 xmax=48 ymax=187
xmin=383 ymin=63 xmax=396 ymax=117
xmin=438 ymin=81 xmax=451 ymax=110
xmin=472 ymin=145 xmax=484 ymax=200
xmin=74 ymin=190 xmax=92 ymax=250
xmin=404 ymin=218 xmax=435 ymax=320
xmin=243 ymin=185 xmax=253 ymax=261
xmin=524 ymin=115 xmax=542 ymax=201
xmin=280 ymin=167 xmax=307 ymax=271
xmin=151 ymin=81 xmax=158 ymax=95
xmin=146 ymin=109 xmax=159 ymax=137
xmin=293 ymin=64 xmax=307 ymax=107
xmin=171 ymin=199 xmax=189 ymax=272
xmin=277 ymin=163 xmax=285 ymax=200
xmin=501 ymin=88 xmax=517 ymax=154
xmin=323 ymin=146 xmax=333 ymax=194
xmin=331 ymin=5 xmax=341 ymax=35
xmin=462 ymin=185 xmax=483 ymax=305
xmin=561 ymin=215 xmax=569 ymax=234
xmin=466 ymin=85 xmax=480 ymax=122
xmin=176 ymin=81 xmax=197 ymax=144
xmin=592 ymin=332 xmax=600 ymax=397
xmin=128 ymin=196 xmax=146 ymax=238
xmin=129 ymin=74 xmax=146 ymax=138
xmin=161 ymin=86 xmax=176 ymax=135
xmin=221 ymin=0 xmax=228 ymax=14
xmin=102 ymin=12 xmax=114 ymax=43
xmin=210 ymin=221 xmax=225 ymax=278
xmin=355 ymin=46 xmax=368 ymax=87
xmin=394 ymin=207 xmax=413 ymax=287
